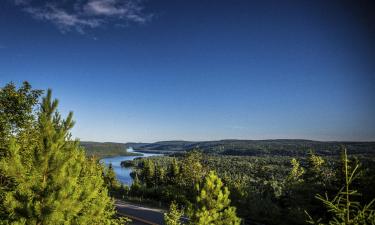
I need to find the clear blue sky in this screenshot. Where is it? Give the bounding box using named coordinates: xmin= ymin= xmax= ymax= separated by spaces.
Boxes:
xmin=1 ymin=0 xmax=374 ymax=142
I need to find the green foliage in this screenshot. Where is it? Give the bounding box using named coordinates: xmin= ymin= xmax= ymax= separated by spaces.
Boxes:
xmin=192 ymin=171 xmax=241 ymax=225
xmin=135 ymin=140 xmax=375 ymax=157
xmin=141 ymin=159 xmax=155 ymax=187
xmin=104 ymin=163 xmax=121 ymax=190
xmin=0 ymin=81 xmax=43 ymax=143
xmin=155 ymin=163 xmax=166 ymax=185
xmin=179 ymin=150 xmax=206 ymax=189
xmin=164 ymin=201 xmax=183 ymax=225
xmin=305 ymin=153 xmax=328 ymax=183
xmin=0 ymin=86 xmax=128 ymax=224
xmin=168 ymin=158 xmax=180 ymax=184
xmin=288 ymin=158 xmax=305 ymax=183
xmin=306 ymin=148 xmax=375 ymax=225
xmin=128 ymin=150 xmax=375 ymax=225
xmin=81 ymin=141 xmax=141 ymax=159
xmin=122 ymin=142 xmax=374 ymax=225
xmin=130 ymin=173 xmax=142 ymax=196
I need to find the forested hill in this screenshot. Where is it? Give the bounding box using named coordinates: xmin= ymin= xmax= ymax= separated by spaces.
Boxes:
xmin=130 ymin=139 xmax=375 ymax=156
xmin=80 ymin=141 xmax=143 ymax=158
xmin=80 ymin=140 xmax=375 ymax=157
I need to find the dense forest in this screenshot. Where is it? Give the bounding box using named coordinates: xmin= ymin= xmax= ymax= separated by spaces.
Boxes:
xmin=84 ymin=139 xmax=375 ymax=158
xmin=122 ymin=150 xmax=375 ymax=224
xmin=128 ymin=140 xmax=375 ymax=156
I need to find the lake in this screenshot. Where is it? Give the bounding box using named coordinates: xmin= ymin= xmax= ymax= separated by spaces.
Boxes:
xmin=100 ymin=149 xmax=162 ymax=186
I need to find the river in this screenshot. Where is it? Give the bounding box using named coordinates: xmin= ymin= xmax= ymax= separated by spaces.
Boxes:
xmin=101 ymin=148 xmax=162 ymax=186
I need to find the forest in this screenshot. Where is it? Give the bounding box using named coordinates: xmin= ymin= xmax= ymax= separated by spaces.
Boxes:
xmin=127 ymin=140 xmax=375 ymax=156
xmin=120 ymin=149 xmax=375 ymax=224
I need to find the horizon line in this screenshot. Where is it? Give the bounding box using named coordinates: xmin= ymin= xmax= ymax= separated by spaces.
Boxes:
xmin=79 ymin=138 xmax=375 ymax=144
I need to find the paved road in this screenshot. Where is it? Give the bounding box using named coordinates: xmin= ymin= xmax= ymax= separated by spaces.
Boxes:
xmin=115 ymin=200 xmax=165 ymax=225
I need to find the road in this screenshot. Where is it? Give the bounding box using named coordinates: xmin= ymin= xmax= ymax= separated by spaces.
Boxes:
xmin=115 ymin=200 xmax=165 ymax=225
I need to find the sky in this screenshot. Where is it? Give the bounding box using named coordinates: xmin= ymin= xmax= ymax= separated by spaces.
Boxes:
xmin=1 ymin=0 xmax=375 ymax=142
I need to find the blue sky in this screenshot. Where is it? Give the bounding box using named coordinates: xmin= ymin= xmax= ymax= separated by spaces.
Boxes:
xmin=1 ymin=0 xmax=374 ymax=142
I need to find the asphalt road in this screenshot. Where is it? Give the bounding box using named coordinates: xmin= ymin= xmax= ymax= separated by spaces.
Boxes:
xmin=115 ymin=200 xmax=165 ymax=225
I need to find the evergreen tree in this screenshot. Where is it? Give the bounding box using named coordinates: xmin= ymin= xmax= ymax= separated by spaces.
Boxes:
xmin=141 ymin=159 xmax=155 ymax=187
xmin=305 ymin=152 xmax=326 ymax=184
xmin=164 ymin=201 xmax=183 ymax=225
xmin=180 ymin=150 xmax=205 ymax=189
xmin=306 ymin=148 xmax=375 ymax=225
xmin=104 ymin=163 xmax=120 ymax=190
xmin=130 ymin=173 xmax=142 ymax=197
xmin=288 ymin=158 xmax=305 ymax=184
xmin=168 ymin=158 xmax=180 ymax=184
xmin=118 ymin=184 xmax=130 ymax=199
xmin=192 ymin=170 xmax=241 ymax=225
xmin=154 ymin=163 xmax=166 ymax=186
xmin=0 ymin=90 xmax=128 ymax=224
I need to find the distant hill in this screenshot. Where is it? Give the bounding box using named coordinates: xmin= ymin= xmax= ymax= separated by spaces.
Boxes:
xmin=80 ymin=141 xmax=142 ymax=158
xmin=135 ymin=141 xmax=195 ymax=151
xmin=80 ymin=140 xmax=375 ymax=158
xmin=123 ymin=142 xmax=151 ymax=149
xmin=129 ymin=139 xmax=375 ymax=156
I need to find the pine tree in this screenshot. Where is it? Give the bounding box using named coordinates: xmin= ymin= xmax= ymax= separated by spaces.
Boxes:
xmin=0 ymin=90 xmax=128 ymax=224
xmin=141 ymin=159 xmax=155 ymax=187
xmin=155 ymin=163 xmax=166 ymax=186
xmin=104 ymin=163 xmax=120 ymax=190
xmin=180 ymin=150 xmax=205 ymax=189
xmin=192 ymin=170 xmax=241 ymax=225
xmin=305 ymin=152 xmax=326 ymax=183
xmin=288 ymin=158 xmax=305 ymax=184
xmin=164 ymin=201 xmax=183 ymax=225
xmin=168 ymin=158 xmax=180 ymax=184
xmin=130 ymin=173 xmax=142 ymax=197
xmin=306 ymin=148 xmax=375 ymax=225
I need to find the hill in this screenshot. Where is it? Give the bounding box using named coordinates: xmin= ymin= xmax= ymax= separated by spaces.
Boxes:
xmin=80 ymin=141 xmax=142 ymax=158
xmin=80 ymin=140 xmax=375 ymax=158
xmin=130 ymin=139 xmax=375 ymax=156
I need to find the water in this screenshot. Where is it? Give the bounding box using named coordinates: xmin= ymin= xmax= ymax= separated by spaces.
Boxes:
xmin=100 ymin=148 xmax=162 ymax=186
